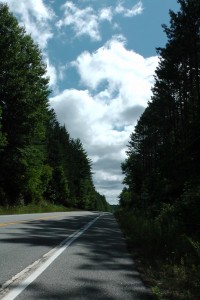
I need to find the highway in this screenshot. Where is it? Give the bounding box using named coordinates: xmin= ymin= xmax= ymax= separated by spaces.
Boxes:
xmin=0 ymin=211 xmax=153 ymax=299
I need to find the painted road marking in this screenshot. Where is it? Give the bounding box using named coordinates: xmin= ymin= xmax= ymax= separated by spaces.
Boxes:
xmin=1 ymin=214 xmax=101 ymax=300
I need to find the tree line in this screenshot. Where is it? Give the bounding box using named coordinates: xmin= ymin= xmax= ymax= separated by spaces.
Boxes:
xmin=117 ymin=2 xmax=199 ymax=297
xmin=119 ymin=0 xmax=200 ymax=236
xmin=0 ymin=4 xmax=109 ymax=212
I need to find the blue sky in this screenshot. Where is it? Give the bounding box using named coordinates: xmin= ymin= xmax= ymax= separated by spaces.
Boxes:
xmin=3 ymin=0 xmax=180 ymax=204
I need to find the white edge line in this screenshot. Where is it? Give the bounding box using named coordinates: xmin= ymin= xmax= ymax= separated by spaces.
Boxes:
xmin=2 ymin=214 xmax=101 ymax=300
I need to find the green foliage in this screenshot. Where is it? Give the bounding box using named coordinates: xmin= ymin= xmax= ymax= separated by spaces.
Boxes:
xmin=93 ymin=193 xmax=110 ymax=212
xmin=116 ymin=209 xmax=200 ymax=300
xmin=118 ymin=187 xmax=132 ymax=209
xmin=0 ymin=202 xmax=73 ymax=215
xmin=0 ymin=4 xmax=110 ymax=211
xmin=45 ymin=111 xmax=110 ymax=211
xmin=120 ymin=0 xmax=200 ymax=234
xmin=0 ymin=3 xmax=49 ymax=204
xmin=151 ymin=286 xmax=163 ymax=300
xmin=45 ymin=166 xmax=70 ymax=206
xmin=40 ymin=164 xmax=53 ymax=195
xmin=119 ymin=1 xmax=200 ymax=298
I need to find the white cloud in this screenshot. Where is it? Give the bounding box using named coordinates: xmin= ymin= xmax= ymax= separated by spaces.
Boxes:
xmin=57 ymin=1 xmax=101 ymax=41
xmin=50 ymin=88 xmax=130 ymax=204
xmin=50 ymin=38 xmax=159 ymax=203
xmin=45 ymin=57 xmax=58 ymax=89
xmin=50 ymin=89 xmax=107 ymax=142
xmin=2 ymin=1 xmax=153 ymax=204
xmin=115 ymin=1 xmax=143 ymax=17
xmin=56 ymin=1 xmax=144 ymax=42
xmin=4 ymin=0 xmax=54 ymax=49
xmin=3 ymin=0 xmax=58 ymax=93
xmin=73 ymin=37 xmax=158 ymax=107
xmin=99 ymin=7 xmax=113 ymax=22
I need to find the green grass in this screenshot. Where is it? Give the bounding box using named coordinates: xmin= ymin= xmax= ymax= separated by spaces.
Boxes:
xmin=0 ymin=202 xmax=77 ymax=215
xmin=115 ymin=210 xmax=200 ymax=300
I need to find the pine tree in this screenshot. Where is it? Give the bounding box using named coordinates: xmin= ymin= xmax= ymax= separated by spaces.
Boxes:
xmin=0 ymin=4 xmax=110 ymax=211
xmin=121 ymin=0 xmax=200 ymax=213
xmin=0 ymin=4 xmax=50 ymax=204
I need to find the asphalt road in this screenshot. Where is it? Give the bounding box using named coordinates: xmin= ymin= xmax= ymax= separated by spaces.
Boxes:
xmin=0 ymin=211 xmax=153 ymax=300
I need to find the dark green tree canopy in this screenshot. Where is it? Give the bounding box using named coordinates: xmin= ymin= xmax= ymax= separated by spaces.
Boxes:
xmin=0 ymin=4 xmax=50 ymax=204
xmin=120 ymin=0 xmax=200 ymax=231
xmin=0 ymin=3 xmax=110 ymax=211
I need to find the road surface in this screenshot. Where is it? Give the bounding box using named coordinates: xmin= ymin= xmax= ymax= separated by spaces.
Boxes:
xmin=0 ymin=211 xmax=153 ymax=299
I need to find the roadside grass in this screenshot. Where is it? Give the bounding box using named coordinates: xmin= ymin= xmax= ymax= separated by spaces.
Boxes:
xmin=115 ymin=210 xmax=200 ymax=300
xmin=0 ymin=202 xmax=76 ymax=215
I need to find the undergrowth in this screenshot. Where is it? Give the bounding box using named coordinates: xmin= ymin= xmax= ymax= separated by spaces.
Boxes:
xmin=0 ymin=202 xmax=75 ymax=215
xmin=115 ymin=210 xmax=200 ymax=300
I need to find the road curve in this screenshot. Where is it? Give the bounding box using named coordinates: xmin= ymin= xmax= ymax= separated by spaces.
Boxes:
xmin=0 ymin=212 xmax=153 ymax=300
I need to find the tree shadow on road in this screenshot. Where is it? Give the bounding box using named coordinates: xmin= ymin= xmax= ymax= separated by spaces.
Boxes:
xmin=0 ymin=213 xmax=154 ymax=299
xmin=64 ymin=213 xmax=154 ymax=300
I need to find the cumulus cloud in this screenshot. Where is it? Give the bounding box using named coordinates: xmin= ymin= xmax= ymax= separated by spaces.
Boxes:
xmin=50 ymin=38 xmax=159 ymax=203
xmin=3 ymin=0 xmax=156 ymax=204
xmin=73 ymin=37 xmax=158 ymax=107
xmin=56 ymin=1 xmax=144 ymax=41
xmin=50 ymin=89 xmax=107 ymax=142
xmin=5 ymin=0 xmax=54 ymax=49
xmin=99 ymin=7 xmax=113 ymax=22
xmin=56 ymin=1 xmax=101 ymax=41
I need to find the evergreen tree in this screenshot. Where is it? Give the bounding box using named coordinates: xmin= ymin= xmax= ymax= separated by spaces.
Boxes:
xmin=121 ymin=0 xmax=200 ymax=224
xmin=0 ymin=4 xmax=50 ymax=204
xmin=0 ymin=4 xmax=110 ymax=211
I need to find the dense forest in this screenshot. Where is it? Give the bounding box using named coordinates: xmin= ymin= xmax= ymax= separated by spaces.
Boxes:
xmin=0 ymin=4 xmax=109 ymax=212
xmin=120 ymin=0 xmax=199 ymax=237
xmin=118 ymin=1 xmax=199 ymax=298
